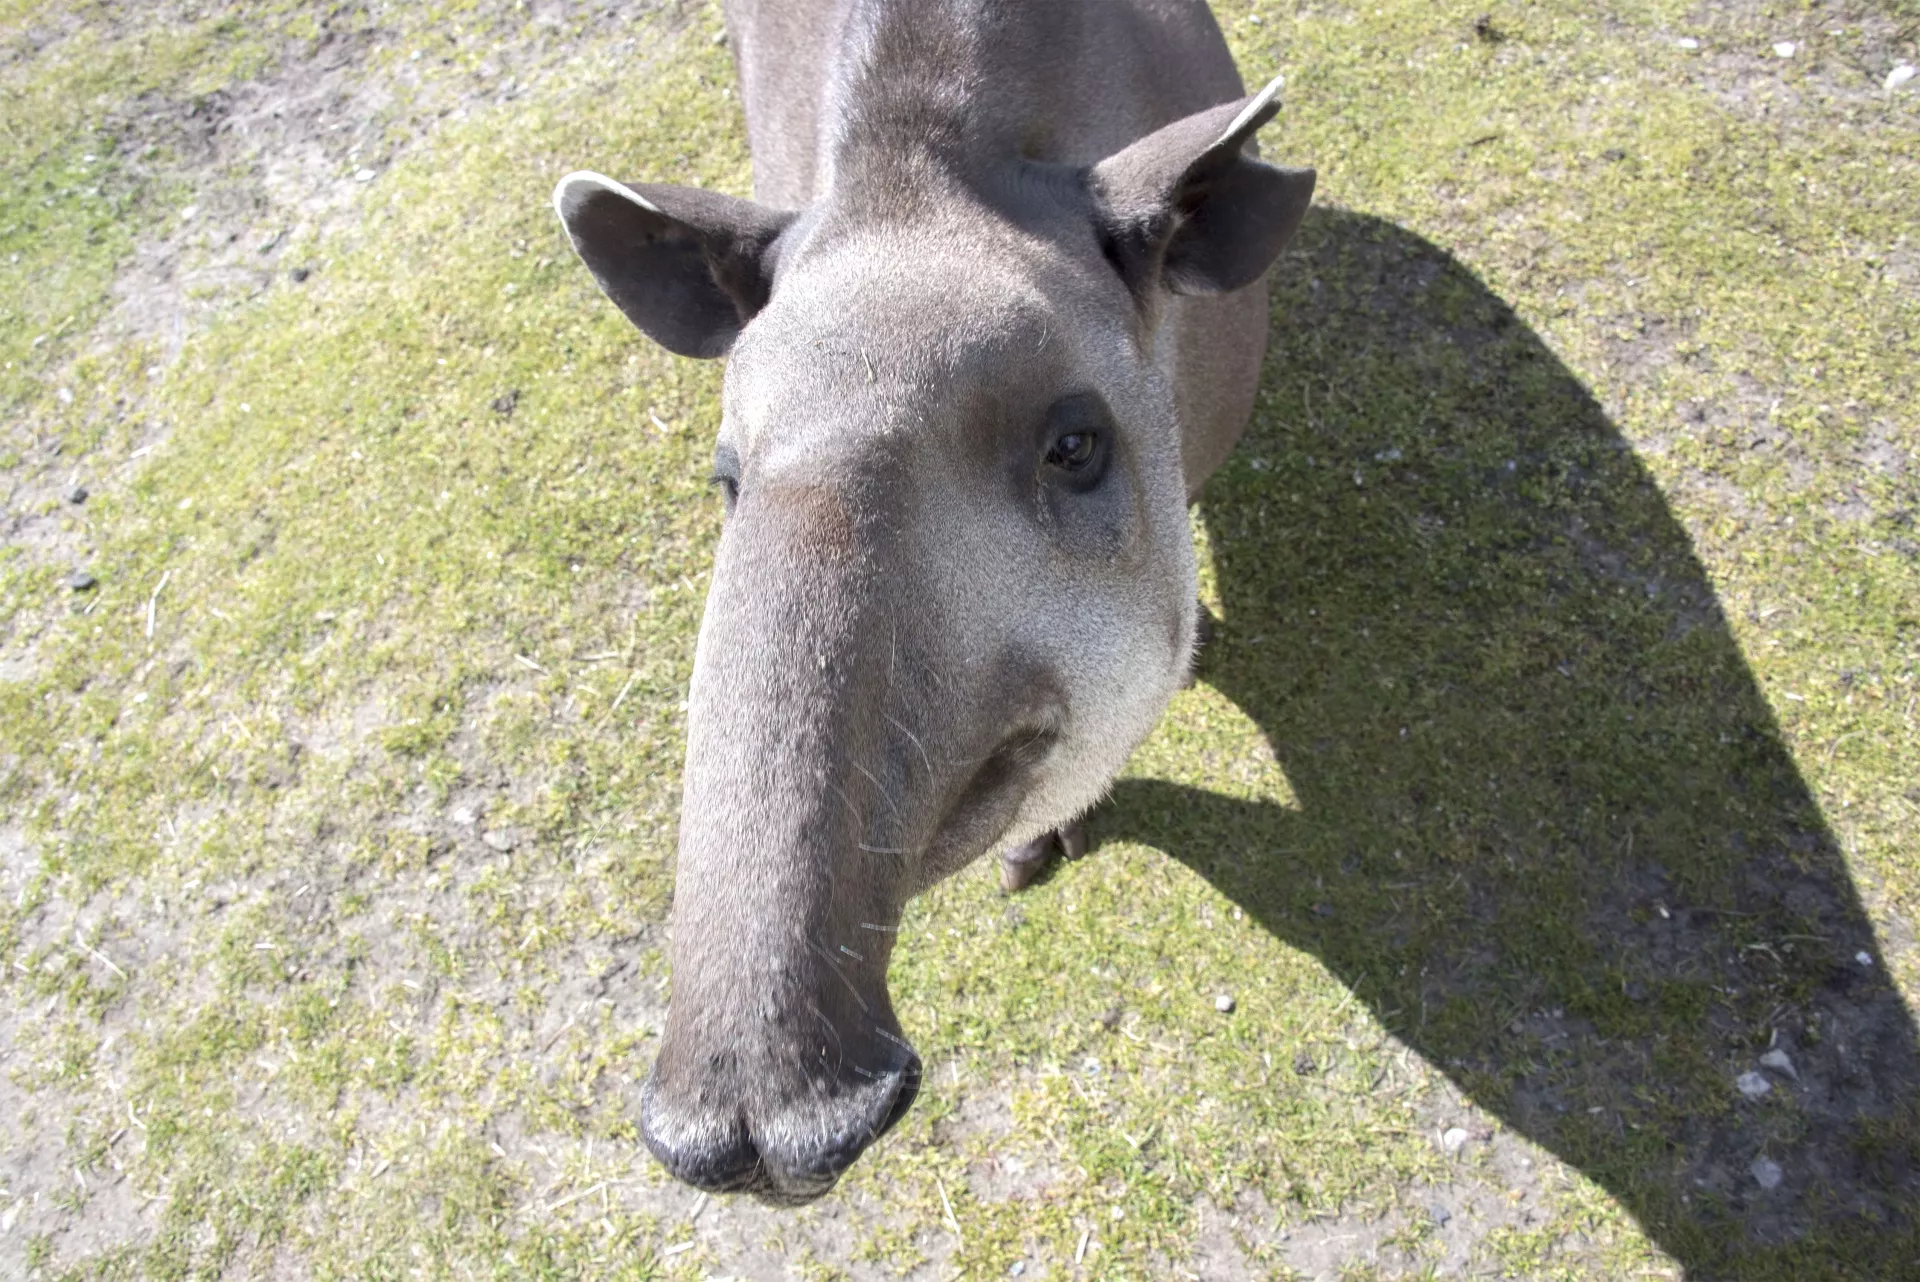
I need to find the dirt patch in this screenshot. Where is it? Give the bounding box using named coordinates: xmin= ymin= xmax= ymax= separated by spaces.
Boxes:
xmin=1675 ymin=0 xmax=1919 ymax=112
xmin=1159 ymin=1100 xmax=1609 ymax=1280
xmin=98 ymin=24 xmax=392 ymax=362
xmin=0 ymin=0 xmax=684 ymax=663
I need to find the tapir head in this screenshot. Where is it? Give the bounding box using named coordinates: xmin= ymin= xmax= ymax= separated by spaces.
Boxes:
xmin=553 ymin=82 xmax=1312 ymax=1202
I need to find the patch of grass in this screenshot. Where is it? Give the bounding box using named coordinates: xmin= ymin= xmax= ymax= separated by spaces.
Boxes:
xmin=0 ymin=134 xmax=139 ymax=411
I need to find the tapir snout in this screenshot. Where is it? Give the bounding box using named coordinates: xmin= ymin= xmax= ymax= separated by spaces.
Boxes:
xmin=636 ymin=468 xmax=931 ymax=1200
xmin=635 ymin=445 xmax=1083 ymax=1195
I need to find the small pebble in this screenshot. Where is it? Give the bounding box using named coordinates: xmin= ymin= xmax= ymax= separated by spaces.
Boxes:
xmin=67 ymin=570 xmax=96 ymax=592
xmin=1759 ymin=1049 xmax=1798 ymax=1080
xmin=451 ymin=807 xmax=476 ymax=826
xmin=1676 ymin=37 xmax=1700 ymax=49
xmin=1214 ymin=993 xmax=1235 ymax=1014
xmin=1736 ymin=1071 xmax=1772 ymax=1100
xmin=1773 ymin=41 xmax=1796 ymax=58
xmin=1008 ymin=1262 xmax=1025 ymax=1277
xmin=482 ymin=828 xmax=518 ymax=852
xmin=1751 ymin=1157 xmax=1783 ymax=1190
xmin=66 ymin=485 xmax=88 ymax=504
xmin=1856 ymin=950 xmax=1874 ymax=968
xmin=1888 ymin=64 xmax=1917 ymax=92
xmin=1442 ymin=1126 xmax=1469 ymax=1155
xmin=354 ymin=167 xmax=377 ymax=183
xmin=1429 ymin=1202 xmax=1452 ymax=1226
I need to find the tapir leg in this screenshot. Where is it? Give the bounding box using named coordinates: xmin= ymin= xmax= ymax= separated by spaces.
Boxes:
xmin=1182 ymin=599 xmax=1218 ymax=689
xmin=999 ymin=820 xmax=1088 ymax=893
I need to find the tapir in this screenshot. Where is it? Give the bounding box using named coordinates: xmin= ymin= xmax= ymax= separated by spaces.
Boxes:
xmin=552 ymin=0 xmax=1314 ymax=1203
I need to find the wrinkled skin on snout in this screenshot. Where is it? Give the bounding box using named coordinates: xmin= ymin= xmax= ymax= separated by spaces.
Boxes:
xmin=552 ymin=33 xmax=1312 ymax=1200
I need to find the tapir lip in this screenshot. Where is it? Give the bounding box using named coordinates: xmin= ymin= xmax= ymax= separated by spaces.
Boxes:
xmin=961 ymin=718 xmax=1063 ymax=814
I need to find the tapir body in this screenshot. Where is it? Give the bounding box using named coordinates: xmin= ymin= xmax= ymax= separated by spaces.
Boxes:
xmin=553 ymin=0 xmax=1313 ymax=1202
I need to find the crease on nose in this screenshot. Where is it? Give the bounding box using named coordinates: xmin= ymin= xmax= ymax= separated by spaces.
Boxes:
xmin=640 ymin=1051 xmax=922 ymax=1202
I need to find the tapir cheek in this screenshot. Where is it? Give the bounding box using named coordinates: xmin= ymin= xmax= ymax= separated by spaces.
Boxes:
xmin=1045 ymin=454 xmax=1147 ymax=565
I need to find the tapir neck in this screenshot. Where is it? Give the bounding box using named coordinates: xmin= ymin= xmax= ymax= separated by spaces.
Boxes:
xmin=819 ymin=0 xmax=1008 ymax=206
xmin=725 ymin=0 xmax=1239 ymax=210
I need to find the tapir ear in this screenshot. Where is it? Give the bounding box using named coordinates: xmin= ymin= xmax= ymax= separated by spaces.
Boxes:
xmin=552 ymin=171 xmax=793 ymax=359
xmin=1089 ymin=76 xmax=1316 ymax=297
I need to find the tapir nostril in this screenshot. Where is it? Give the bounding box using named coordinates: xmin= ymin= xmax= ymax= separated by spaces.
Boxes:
xmin=761 ymin=1052 xmax=922 ymax=1191
xmin=637 ymin=1077 xmax=764 ymax=1194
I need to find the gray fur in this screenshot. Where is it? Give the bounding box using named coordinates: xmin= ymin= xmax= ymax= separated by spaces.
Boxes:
xmin=552 ymin=0 xmax=1312 ymax=1202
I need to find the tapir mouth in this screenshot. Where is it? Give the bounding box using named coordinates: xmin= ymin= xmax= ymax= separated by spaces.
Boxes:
xmin=939 ymin=721 xmax=1062 ymax=833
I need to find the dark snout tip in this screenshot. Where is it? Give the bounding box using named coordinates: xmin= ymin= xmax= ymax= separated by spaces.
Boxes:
xmin=637 ymin=1076 xmax=762 ymax=1195
xmin=639 ymin=1051 xmax=922 ymax=1205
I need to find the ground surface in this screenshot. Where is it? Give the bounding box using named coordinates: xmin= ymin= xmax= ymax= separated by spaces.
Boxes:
xmin=1 ymin=0 xmax=1917 ymax=1278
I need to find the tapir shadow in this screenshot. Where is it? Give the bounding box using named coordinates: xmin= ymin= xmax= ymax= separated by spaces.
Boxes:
xmin=1099 ymin=209 xmax=1920 ymax=1278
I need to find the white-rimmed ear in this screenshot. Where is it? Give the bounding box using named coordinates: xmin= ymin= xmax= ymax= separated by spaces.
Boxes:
xmin=552 ymin=171 xmax=793 ymax=358
xmin=1089 ymin=75 xmax=1316 ymax=297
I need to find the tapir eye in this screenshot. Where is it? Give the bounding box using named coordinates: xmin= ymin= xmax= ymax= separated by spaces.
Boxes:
xmin=710 ymin=443 xmax=741 ymax=513
xmin=1047 ymin=431 xmax=1098 ymax=470
xmin=1042 ymin=392 xmax=1114 ymax=491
